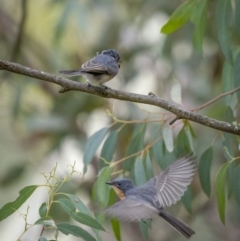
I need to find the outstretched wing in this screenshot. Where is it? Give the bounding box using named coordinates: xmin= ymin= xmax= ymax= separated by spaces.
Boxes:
xmin=144 ymin=154 xmax=196 ymax=207
xmin=103 ymin=198 xmax=158 ymax=222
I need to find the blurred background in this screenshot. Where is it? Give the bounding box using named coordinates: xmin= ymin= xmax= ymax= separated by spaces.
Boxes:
xmin=0 ymin=0 xmax=240 ymax=241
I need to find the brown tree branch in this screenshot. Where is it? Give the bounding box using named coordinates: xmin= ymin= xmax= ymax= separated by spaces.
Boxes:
xmin=0 ymin=59 xmax=240 ymax=135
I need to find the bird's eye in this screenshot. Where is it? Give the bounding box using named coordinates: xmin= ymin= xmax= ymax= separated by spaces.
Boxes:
xmin=118 ymin=183 xmax=121 ymax=186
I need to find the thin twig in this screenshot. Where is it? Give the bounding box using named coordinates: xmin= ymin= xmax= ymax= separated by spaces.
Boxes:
xmin=190 ymin=86 xmax=240 ymax=112
xmin=0 ymin=60 xmax=240 ymax=135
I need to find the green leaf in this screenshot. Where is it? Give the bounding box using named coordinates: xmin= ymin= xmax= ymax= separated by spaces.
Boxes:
xmin=134 ymin=157 xmax=147 ymax=186
xmin=161 ymin=0 xmax=197 ymax=34
xmin=185 ymin=124 xmax=195 ymax=152
xmin=145 ymin=152 xmax=153 ymax=180
xmin=234 ymin=165 xmax=240 ymax=206
xmin=39 ymin=237 xmax=48 ymax=241
xmin=163 ymin=125 xmax=174 ymax=153
xmin=199 ymin=147 xmax=213 ymax=198
xmin=235 ymin=0 xmax=240 ymax=39
xmin=139 ymin=220 xmax=152 ymax=240
xmin=58 ymin=198 xmax=105 ymax=231
xmin=96 ymin=167 xmax=113 ymax=205
xmin=176 ymin=127 xmax=191 ymax=157
xmin=100 ymin=130 xmax=118 ymax=169
xmin=83 ymin=127 xmax=109 ymax=173
xmin=123 ymin=124 xmax=146 ymax=171
xmin=57 ymin=223 xmax=96 ymax=241
xmin=0 ymin=185 xmax=39 ymax=221
xmin=65 ymin=194 xmax=102 ymax=241
xmin=216 ymin=0 xmax=233 ymax=63
xmin=111 ymin=219 xmax=121 ymax=241
xmin=170 ymin=78 xmax=182 ymax=105
xmin=233 ymin=52 xmax=240 ymax=99
xmin=181 ymin=186 xmax=192 ymax=213
xmin=216 ymin=162 xmax=230 ymax=224
xmin=221 ymin=61 xmax=234 ymax=103
xmin=191 ymin=0 xmax=207 ymax=53
xmin=152 ymin=140 xmax=164 ymax=168
xmin=227 ymin=161 xmax=236 ymax=199
xmin=35 ymin=216 xmax=55 ymax=227
xmin=39 ymin=202 xmax=47 ymax=218
xmin=65 ymin=194 xmax=92 ymax=216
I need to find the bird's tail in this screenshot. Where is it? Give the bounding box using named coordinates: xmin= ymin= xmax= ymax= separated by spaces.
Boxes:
xmin=58 ymin=69 xmax=82 ymax=76
xmin=159 ymin=209 xmax=195 ymax=239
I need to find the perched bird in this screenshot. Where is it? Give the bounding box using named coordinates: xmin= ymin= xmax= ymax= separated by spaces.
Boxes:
xmin=104 ymin=154 xmax=196 ymax=239
xmin=58 ymin=49 xmax=120 ymax=87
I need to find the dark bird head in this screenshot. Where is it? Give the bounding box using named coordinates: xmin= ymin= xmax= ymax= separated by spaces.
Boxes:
xmin=106 ymin=179 xmax=134 ymax=199
xmin=102 ymin=49 xmax=121 ymax=68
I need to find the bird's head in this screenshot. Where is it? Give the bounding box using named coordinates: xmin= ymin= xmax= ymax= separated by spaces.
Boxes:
xmin=106 ymin=179 xmax=134 ymax=199
xmin=102 ymin=49 xmax=121 ymax=68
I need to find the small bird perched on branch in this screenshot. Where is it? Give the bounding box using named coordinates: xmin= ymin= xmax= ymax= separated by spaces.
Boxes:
xmin=104 ymin=154 xmax=196 ymax=239
xmin=58 ymin=49 xmax=121 ymax=88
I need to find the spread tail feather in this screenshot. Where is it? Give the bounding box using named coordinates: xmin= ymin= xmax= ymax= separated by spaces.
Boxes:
xmin=58 ymin=69 xmax=82 ymax=76
xmin=159 ymin=210 xmax=195 ymax=239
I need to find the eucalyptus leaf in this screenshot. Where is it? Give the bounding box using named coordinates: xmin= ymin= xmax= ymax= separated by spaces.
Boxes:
xmin=83 ymin=127 xmax=109 ymax=173
xmin=199 ymin=147 xmax=213 ymax=198
xmin=57 ymin=223 xmax=96 ymax=241
xmin=216 ymin=162 xmax=230 ymax=224
xmin=0 ymin=185 xmax=39 ymax=221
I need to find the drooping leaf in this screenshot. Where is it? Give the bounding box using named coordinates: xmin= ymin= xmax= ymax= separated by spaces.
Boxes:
xmin=35 ymin=216 xmax=55 ymax=227
xmin=65 ymin=194 xmax=92 ymax=216
xmin=161 ymin=0 xmax=197 ymax=34
xmin=228 ymin=161 xmax=236 ymax=199
xmin=123 ymin=124 xmax=146 ymax=171
xmin=57 ymin=223 xmax=96 ymax=241
xmin=235 ymin=0 xmax=240 ymax=39
xmin=181 ymin=186 xmax=192 ymax=213
xmin=0 ymin=185 xmax=39 ymax=221
xmin=100 ymin=130 xmax=118 ymax=169
xmin=83 ymin=127 xmax=109 ymax=173
xmin=216 ymin=0 xmax=233 ymax=63
xmin=170 ymin=78 xmax=182 ymax=105
xmin=176 ymin=127 xmax=191 ymax=157
xmin=185 ymin=124 xmax=195 ymax=152
xmin=234 ymin=165 xmax=240 ymax=206
xmin=95 ymin=167 xmax=113 ymax=206
xmin=233 ymin=51 xmax=240 ymax=99
xmin=39 ymin=202 xmax=47 ymax=218
xmin=199 ymin=147 xmax=213 ymax=198
xmin=221 ymin=61 xmax=233 ymax=102
xmin=139 ymin=220 xmax=152 ymax=240
xmin=111 ymin=219 xmax=121 ymax=241
xmin=163 ymin=125 xmax=174 ymax=153
xmin=191 ymin=0 xmax=208 ymax=53
xmin=57 ymin=198 xmax=105 ymax=231
xmin=152 ymin=140 xmax=164 ymax=168
xmin=216 ymin=162 xmax=230 ymax=224
xmin=134 ymin=157 xmax=147 ymax=186
xmin=145 ymin=152 xmax=153 ymax=180
xmin=65 ymin=194 xmax=102 ymax=241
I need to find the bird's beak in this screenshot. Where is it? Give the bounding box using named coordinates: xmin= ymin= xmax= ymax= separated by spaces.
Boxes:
xmin=106 ymin=181 xmax=113 ymax=185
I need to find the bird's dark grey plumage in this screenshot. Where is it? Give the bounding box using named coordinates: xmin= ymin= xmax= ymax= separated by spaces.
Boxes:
xmin=58 ymin=49 xmax=120 ymax=87
xmin=104 ymin=154 xmax=196 ymax=239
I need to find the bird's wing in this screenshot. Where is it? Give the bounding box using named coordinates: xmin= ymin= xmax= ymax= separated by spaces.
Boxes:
xmin=81 ymin=55 xmax=118 ymax=75
xmin=144 ymin=154 xmax=196 ymax=207
xmin=103 ymin=198 xmax=158 ymax=222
